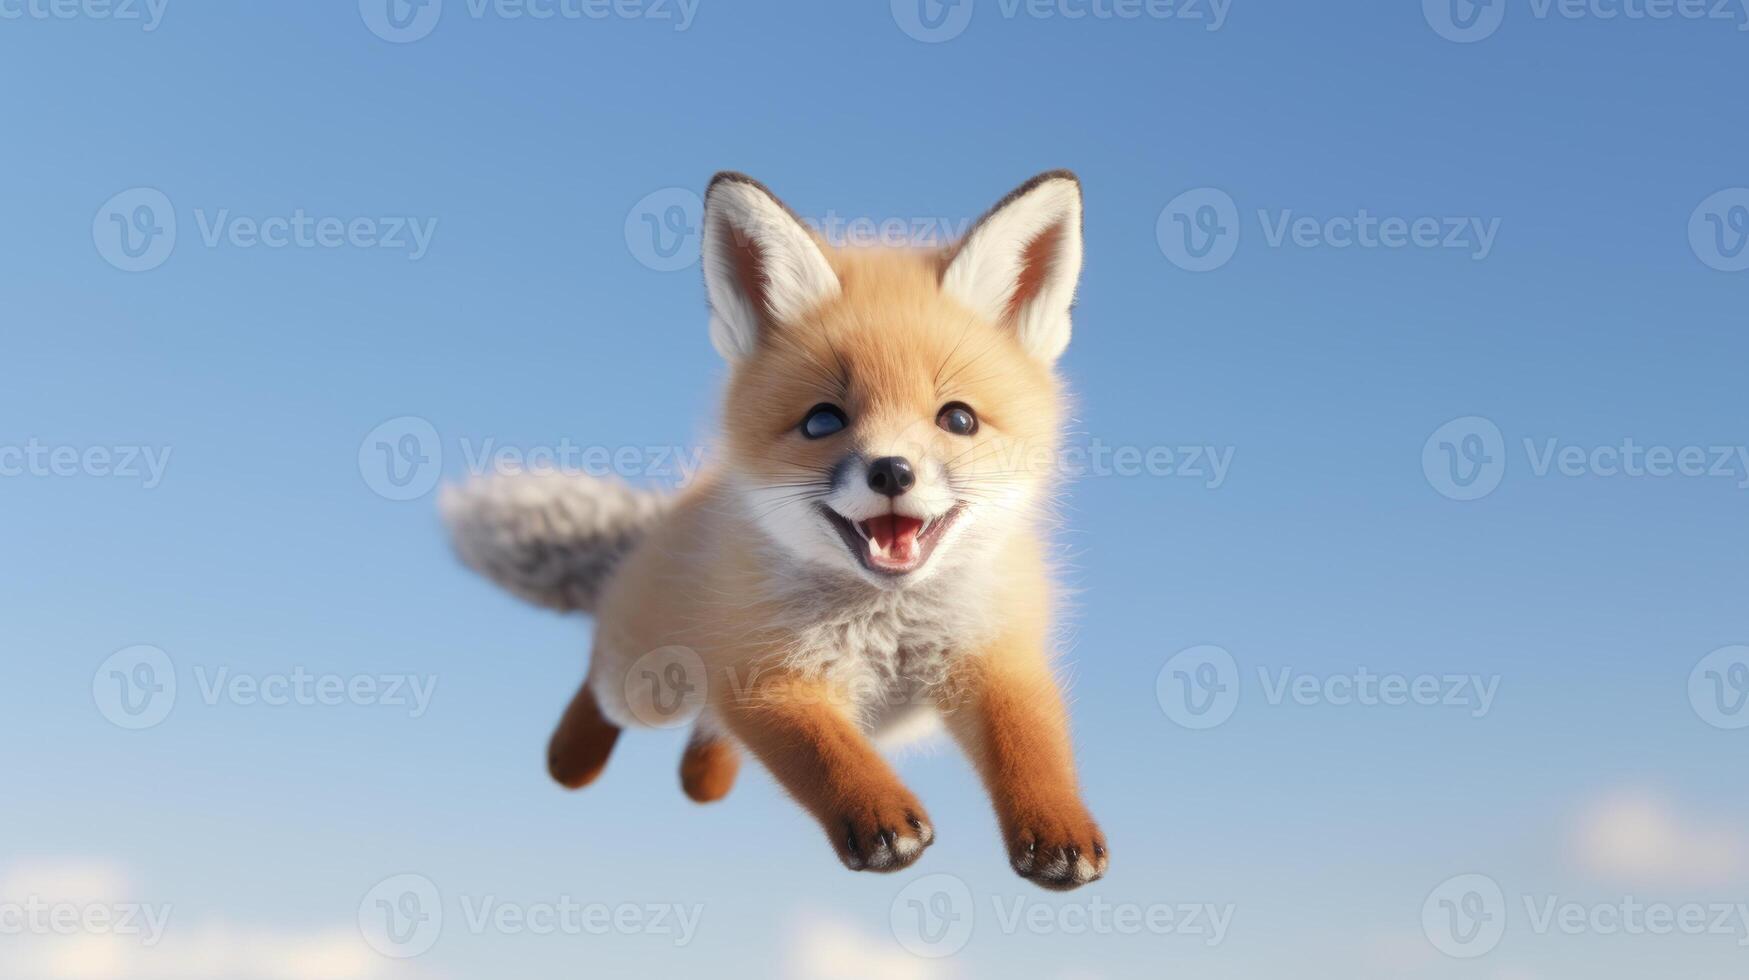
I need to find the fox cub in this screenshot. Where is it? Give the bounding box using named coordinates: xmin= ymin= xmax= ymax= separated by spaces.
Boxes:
xmin=443 ymin=171 xmax=1106 ymax=889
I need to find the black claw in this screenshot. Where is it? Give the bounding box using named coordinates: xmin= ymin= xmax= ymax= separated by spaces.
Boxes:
xmin=1093 ymin=841 xmax=1106 ymax=859
xmin=878 ymin=828 xmax=897 ymax=850
xmin=906 ymin=813 xmax=923 ymax=831
xmin=1064 ymin=845 xmax=1080 ymax=865
xmin=845 ymin=824 xmax=862 ymax=860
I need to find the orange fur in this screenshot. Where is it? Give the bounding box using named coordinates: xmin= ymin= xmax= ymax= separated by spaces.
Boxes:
xmin=679 ymin=731 xmax=740 ymax=803
xmin=538 ymin=172 xmax=1103 ymax=887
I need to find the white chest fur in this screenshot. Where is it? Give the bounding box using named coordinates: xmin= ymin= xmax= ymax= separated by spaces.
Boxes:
xmin=766 ymin=568 xmax=998 ymax=733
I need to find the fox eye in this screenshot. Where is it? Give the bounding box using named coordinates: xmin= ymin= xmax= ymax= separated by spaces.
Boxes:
xmin=936 ymin=402 xmax=978 ymax=436
xmin=800 ymin=404 xmax=848 ymax=439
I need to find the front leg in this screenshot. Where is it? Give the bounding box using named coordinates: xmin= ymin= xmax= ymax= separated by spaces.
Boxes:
xmin=942 ymin=639 xmax=1108 ymax=890
xmin=720 ymin=669 xmax=934 ymax=872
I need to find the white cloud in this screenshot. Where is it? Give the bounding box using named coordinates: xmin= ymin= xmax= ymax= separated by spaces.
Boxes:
xmin=785 ymin=914 xmax=954 ymax=980
xmin=1570 ymin=792 xmax=1747 ymax=886
xmin=0 ymin=859 xmax=422 ymax=980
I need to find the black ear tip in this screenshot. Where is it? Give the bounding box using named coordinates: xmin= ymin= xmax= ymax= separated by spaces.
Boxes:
xmin=707 ymin=170 xmax=756 ymax=190
xmin=706 ymin=171 xmax=770 ymax=204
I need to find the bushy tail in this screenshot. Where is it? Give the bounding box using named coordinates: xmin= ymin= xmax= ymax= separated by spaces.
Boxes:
xmin=439 ymin=470 xmax=668 ymax=614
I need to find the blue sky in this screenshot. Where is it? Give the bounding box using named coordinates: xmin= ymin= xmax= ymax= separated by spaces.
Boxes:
xmin=3 ymin=2 xmax=1747 ymax=978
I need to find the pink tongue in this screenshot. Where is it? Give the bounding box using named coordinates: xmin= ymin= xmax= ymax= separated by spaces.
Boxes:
xmin=866 ymin=515 xmax=924 ymax=560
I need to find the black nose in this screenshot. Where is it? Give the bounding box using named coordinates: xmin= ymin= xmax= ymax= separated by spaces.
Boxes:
xmin=866 ymin=456 xmax=915 ymax=497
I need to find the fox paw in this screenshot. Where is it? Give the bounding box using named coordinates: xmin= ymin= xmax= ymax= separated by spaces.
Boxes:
xmin=831 ymin=794 xmax=934 ymax=872
xmin=1005 ymin=806 xmax=1108 ymax=890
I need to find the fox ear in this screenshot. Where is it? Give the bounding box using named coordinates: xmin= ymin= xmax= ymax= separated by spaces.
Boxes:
xmin=701 ymin=172 xmax=840 ymax=361
xmin=941 ymin=171 xmax=1084 ymax=363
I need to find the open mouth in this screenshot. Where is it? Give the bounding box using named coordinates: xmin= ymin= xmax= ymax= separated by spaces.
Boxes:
xmin=818 ymin=504 xmax=966 ymax=576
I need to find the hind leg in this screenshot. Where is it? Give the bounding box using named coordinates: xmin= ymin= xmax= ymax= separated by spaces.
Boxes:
xmin=548 ymin=679 xmax=621 ymax=789
xmin=679 ymin=724 xmax=740 ymax=803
